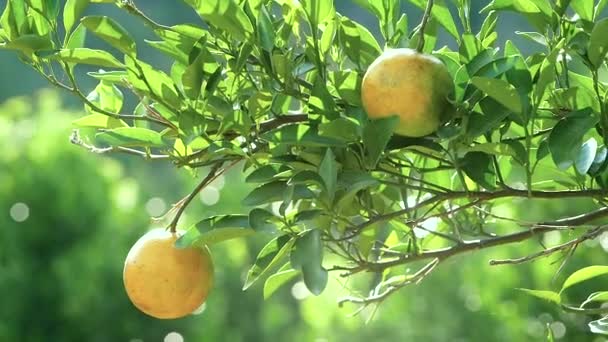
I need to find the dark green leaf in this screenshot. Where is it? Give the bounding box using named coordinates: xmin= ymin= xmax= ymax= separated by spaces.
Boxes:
xmin=548 ymin=109 xmax=598 ymax=170
xmin=242 ymin=181 xmax=314 ymax=206
xmin=249 ymin=208 xmax=278 ymax=232
xmin=290 ymin=229 xmax=327 ymax=295
xmin=460 ymin=151 xmax=496 ymax=190
xmin=467 ymin=97 xmax=511 ymax=137
xmin=363 ymin=116 xmax=399 ymax=168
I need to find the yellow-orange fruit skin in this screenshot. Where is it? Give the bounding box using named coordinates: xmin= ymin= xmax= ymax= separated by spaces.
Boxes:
xmin=123 ymin=229 xmax=214 ymax=319
xmin=361 ymin=48 xmax=453 ymax=137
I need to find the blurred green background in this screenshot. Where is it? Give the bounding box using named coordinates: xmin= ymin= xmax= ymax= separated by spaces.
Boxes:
xmin=1 ymin=1 xmax=608 ymax=341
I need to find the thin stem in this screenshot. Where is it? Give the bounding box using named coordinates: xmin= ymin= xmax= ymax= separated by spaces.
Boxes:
xmin=167 ymin=161 xmax=238 ymax=232
xmin=416 ymin=0 xmax=435 ymax=52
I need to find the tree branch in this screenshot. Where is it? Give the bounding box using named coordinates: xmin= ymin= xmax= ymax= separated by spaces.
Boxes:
xmin=333 ymin=206 xmax=608 ymax=274
xmin=489 ymin=225 xmax=608 ymax=266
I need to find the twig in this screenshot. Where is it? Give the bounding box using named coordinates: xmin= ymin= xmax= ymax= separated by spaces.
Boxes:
xmin=167 ymin=161 xmax=238 ymax=232
xmin=337 ymin=258 xmax=439 ymax=307
xmin=331 ymin=206 xmax=608 ymax=275
xmin=488 ymin=225 xmax=608 ymax=266
xmin=70 ymin=130 xmax=170 ymax=159
xmin=339 ymin=189 xmax=607 ymax=241
xmin=416 ymin=0 xmax=435 ymax=52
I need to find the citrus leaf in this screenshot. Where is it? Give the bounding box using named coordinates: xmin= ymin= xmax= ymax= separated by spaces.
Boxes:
xmin=72 ymin=113 xmax=127 ymax=129
xmin=263 ymin=268 xmax=299 ymax=299
xmin=81 ymin=15 xmax=136 ymax=56
xmin=472 ymin=76 xmax=521 ymax=114
xmin=96 ymin=127 xmax=165 ymax=147
xmin=63 ymin=0 xmax=88 ymax=33
xmin=589 ymin=18 xmax=608 ymax=69
xmin=243 ymin=235 xmax=294 ymax=290
xmin=561 ymin=266 xmax=608 ymax=294
xmin=517 ymin=288 xmax=561 ymax=305
xmin=50 ymin=48 xmax=125 ymax=68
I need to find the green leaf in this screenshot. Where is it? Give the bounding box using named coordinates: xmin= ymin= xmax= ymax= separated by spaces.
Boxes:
xmin=175 ymin=215 xmax=253 ymax=248
xmin=318 ymin=117 xmax=360 ymax=142
xmin=246 ymin=164 xmax=283 ymax=183
xmin=81 ymin=16 xmax=136 ymax=56
xmin=300 ymin=0 xmax=335 ymax=29
xmin=87 ymin=70 xmax=128 ymax=83
xmin=561 ymin=266 xmax=608 ymax=294
xmin=263 ymin=268 xmax=299 ymax=299
xmin=337 ymin=16 xmax=382 ymax=68
xmin=571 ymin=0 xmax=594 ymax=21
xmin=65 ymin=23 xmax=87 ymax=49
xmin=516 ymin=288 xmax=561 ymax=305
xmin=467 ymin=97 xmax=511 ymax=137
xmin=329 ymin=70 xmax=362 ymax=107
xmin=534 ymin=46 xmax=560 ymax=102
xmin=575 ymin=138 xmax=598 ymax=175
xmin=472 ymin=76 xmax=522 ymax=114
xmin=242 ymin=181 xmax=314 ymax=206
xmin=50 ymin=48 xmax=125 ymax=68
xmin=461 ymin=151 xmax=496 ymax=190
xmin=248 ymin=208 xmax=279 ymax=232
xmin=256 ymin=5 xmax=275 ymax=52
xmin=0 ymin=34 xmax=53 ymax=53
xmin=410 ymin=0 xmax=459 ymax=40
xmin=548 ymin=109 xmax=598 ymax=170
xmin=588 ymin=18 xmax=608 ymax=69
xmin=243 ymin=235 xmax=294 ymax=290
xmin=363 ymin=116 xmax=399 ymax=168
xmin=261 ymin=124 xmax=346 ymax=147
xmin=319 ymin=148 xmax=337 ymax=202
xmin=96 ymin=127 xmax=166 ymax=147
xmin=125 ymin=56 xmax=182 ymax=110
xmin=87 ymin=80 xmax=123 ymax=113
xmin=72 ymin=113 xmax=127 ymax=129
xmin=188 ymin=0 xmax=254 ymax=41
xmin=63 ymin=0 xmax=88 ymax=33
xmin=290 ymin=229 xmax=327 ymax=295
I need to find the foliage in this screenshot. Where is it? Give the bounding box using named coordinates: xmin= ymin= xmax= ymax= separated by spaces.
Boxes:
xmin=3 ymin=0 xmax=608 ymax=337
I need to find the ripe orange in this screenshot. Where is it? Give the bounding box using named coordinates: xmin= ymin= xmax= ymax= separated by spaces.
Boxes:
xmin=361 ymin=48 xmax=453 ymax=137
xmin=123 ymin=229 xmax=214 ymax=319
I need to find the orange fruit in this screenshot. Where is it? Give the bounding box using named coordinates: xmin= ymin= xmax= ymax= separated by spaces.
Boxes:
xmin=361 ymin=48 xmax=453 ymax=137
xmin=123 ymin=228 xmax=214 ymax=319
